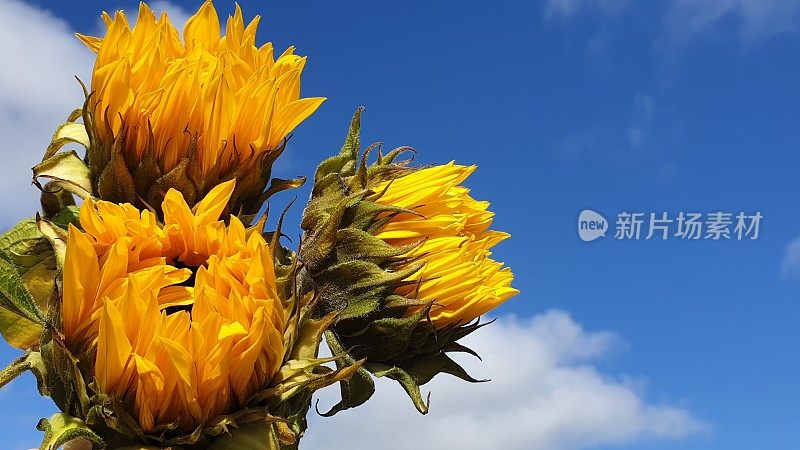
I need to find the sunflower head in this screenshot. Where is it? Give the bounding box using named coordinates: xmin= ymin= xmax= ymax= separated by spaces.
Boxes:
xmin=300 ymin=110 xmax=518 ymax=414
xmin=59 ymin=180 xmax=287 ymax=441
xmin=74 ymin=1 xmax=324 ymax=217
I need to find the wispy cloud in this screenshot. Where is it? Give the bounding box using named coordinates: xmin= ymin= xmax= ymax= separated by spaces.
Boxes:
xmin=0 ymin=0 xmax=93 ymax=225
xmin=558 ymin=93 xmax=657 ymax=161
xmin=627 ymin=93 xmax=655 ymax=147
xmin=545 ymin=0 xmax=629 ymax=19
xmin=305 ymin=310 xmax=708 ymax=450
xmin=660 ymin=0 xmax=800 ymax=50
xmin=547 ymin=0 xmax=800 ymax=58
xmin=781 ymin=233 xmax=800 ymax=277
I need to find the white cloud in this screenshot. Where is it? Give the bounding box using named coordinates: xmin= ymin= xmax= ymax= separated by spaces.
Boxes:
xmin=547 ymin=0 xmax=800 ymax=47
xmin=781 ymin=233 xmax=800 ymax=277
xmin=0 ymin=0 xmax=194 ymax=227
xmin=304 ymin=310 xmax=707 ymax=450
xmin=545 ymin=0 xmax=629 ymax=19
xmin=661 ymin=0 xmax=800 ymax=49
xmin=0 ymin=0 xmax=93 ymax=225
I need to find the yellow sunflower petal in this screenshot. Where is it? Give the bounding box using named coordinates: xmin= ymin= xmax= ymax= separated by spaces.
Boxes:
xmin=63 ymin=179 xmax=285 ymax=433
xmin=373 ymin=163 xmax=517 ymax=327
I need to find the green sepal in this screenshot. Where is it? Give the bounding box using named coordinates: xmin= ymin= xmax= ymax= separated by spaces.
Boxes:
xmin=32 ymin=150 xmax=93 ymax=200
xmin=37 ymin=413 xmax=102 ymax=450
xmin=262 ymin=177 xmax=307 ymax=205
xmin=320 ymin=308 xmax=488 ymax=415
xmin=364 ymin=353 xmax=486 ymax=415
xmin=315 ymin=260 xmax=421 ymax=320
xmin=312 ymin=107 xmax=362 ymax=191
xmin=337 ymin=303 xmax=431 ymax=361
xmin=146 ymin=157 xmax=198 ymax=210
xmin=37 ymin=216 xmax=69 ymax=270
xmin=366 ymin=363 xmax=430 ymax=413
xmin=85 ymin=393 xmax=148 ymax=445
xmin=317 ymin=330 xmax=375 ymax=417
xmin=132 ymin=150 xmax=162 ymax=202
xmin=299 ymin=193 xmax=349 ymax=271
xmin=208 ymin=419 xmax=294 ymax=450
xmin=39 ymin=285 xmax=91 ymax=419
xmin=253 ymin=309 xmax=366 ymax=408
xmin=334 ymin=228 xmax=421 ymax=264
xmin=96 ymin=127 xmax=136 ymax=204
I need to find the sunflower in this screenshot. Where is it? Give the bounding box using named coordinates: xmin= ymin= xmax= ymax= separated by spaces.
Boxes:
xmin=298 ymin=113 xmax=520 ymax=414
xmin=76 ymin=1 xmax=324 ymax=212
xmin=371 ymin=162 xmax=518 ymax=327
xmin=62 ymin=180 xmax=285 ymax=432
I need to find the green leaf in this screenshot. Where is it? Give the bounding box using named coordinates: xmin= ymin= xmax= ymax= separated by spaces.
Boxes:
xmin=37 ymin=413 xmax=102 ymax=450
xmin=0 ymin=307 xmax=42 ymax=348
xmin=0 ymin=250 xmax=45 ymax=324
xmin=33 ymin=151 xmax=92 ymax=199
xmin=43 ymin=122 xmax=89 ymax=161
xmin=0 ymin=218 xmax=60 ymax=348
xmin=0 ymin=218 xmax=42 ymax=256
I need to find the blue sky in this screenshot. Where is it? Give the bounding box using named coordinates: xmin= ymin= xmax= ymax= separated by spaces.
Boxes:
xmin=1 ymin=0 xmax=799 ymax=449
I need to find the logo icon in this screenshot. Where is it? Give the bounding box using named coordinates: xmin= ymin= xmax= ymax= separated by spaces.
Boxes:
xmin=578 ymin=209 xmax=607 ymax=242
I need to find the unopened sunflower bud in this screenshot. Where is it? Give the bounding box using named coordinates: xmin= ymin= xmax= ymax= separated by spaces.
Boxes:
xmin=300 ymin=109 xmax=518 ymax=414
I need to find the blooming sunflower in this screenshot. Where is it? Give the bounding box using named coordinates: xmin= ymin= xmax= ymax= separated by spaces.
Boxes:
xmin=76 ymin=1 xmax=324 ymax=212
xmin=371 ymin=162 xmax=518 ymax=327
xmin=62 ymin=180 xmax=286 ymax=432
